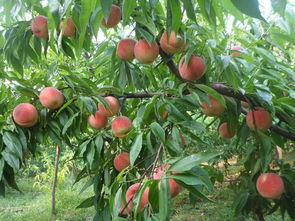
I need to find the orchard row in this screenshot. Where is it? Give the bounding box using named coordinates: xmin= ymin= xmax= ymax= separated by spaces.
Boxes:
xmin=23 ymin=4 xmax=285 ymax=214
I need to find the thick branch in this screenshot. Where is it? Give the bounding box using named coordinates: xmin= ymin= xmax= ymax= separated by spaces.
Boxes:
xmin=51 ymin=145 xmax=60 ymax=215
xmin=159 ymin=50 xmax=295 ymax=141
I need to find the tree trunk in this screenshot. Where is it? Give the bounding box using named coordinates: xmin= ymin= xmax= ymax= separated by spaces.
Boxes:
xmin=255 ymin=208 xmax=265 ymax=221
xmin=51 ymin=145 xmax=60 ymax=215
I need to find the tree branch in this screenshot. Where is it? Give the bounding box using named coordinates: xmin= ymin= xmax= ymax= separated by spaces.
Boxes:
xmin=159 ymin=49 xmax=295 ymax=141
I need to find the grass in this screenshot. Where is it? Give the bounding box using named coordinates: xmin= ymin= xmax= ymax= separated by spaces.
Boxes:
xmin=171 ymin=183 xmax=291 ymax=221
xmin=0 ymin=178 xmax=94 ymax=221
xmin=0 ymin=165 xmax=293 ymax=221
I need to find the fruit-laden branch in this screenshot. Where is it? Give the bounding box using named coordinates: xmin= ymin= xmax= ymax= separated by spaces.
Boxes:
xmin=159 ymin=49 xmax=295 ymax=141
xmin=99 ymin=91 xmax=295 ymax=141
xmin=240 ymin=109 xmax=295 ymax=141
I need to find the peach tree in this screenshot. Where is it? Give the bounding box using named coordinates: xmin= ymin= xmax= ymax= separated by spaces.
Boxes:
xmin=0 ymin=0 xmax=295 ymax=220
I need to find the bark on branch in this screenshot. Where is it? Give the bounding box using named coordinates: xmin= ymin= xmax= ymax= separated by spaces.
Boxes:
xmin=51 ymin=145 xmax=60 ymax=215
xmin=159 ymin=49 xmax=295 ymax=141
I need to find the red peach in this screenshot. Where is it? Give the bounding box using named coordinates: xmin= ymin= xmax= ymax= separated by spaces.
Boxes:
xmin=101 ymin=5 xmax=121 ymax=28
xmin=246 ymin=107 xmax=272 ymax=132
xmin=117 ymin=38 xmax=137 ymax=61
xmin=60 ymin=18 xmax=76 ymax=37
xmin=180 ymin=134 xmax=186 ymax=146
xmin=178 ymin=55 xmax=206 ymax=81
xmin=13 ymin=103 xmax=38 ymax=127
xmin=114 ymin=152 xmax=130 ymax=171
xmin=126 ymin=183 xmax=149 ymax=213
xmin=256 ymin=173 xmax=284 ymax=199
xmin=160 ymin=109 xmax=168 ymax=120
xmin=98 ymin=96 xmax=120 ymax=117
xmin=119 ymin=204 xmax=128 ymax=215
xmin=112 ymin=116 xmax=133 ymax=138
xmin=39 ymin=87 xmax=64 ymax=110
xmin=201 ymin=96 xmax=225 ymax=117
xmin=31 ymin=16 xmax=48 ymax=38
xmin=218 ymin=122 xmax=236 ymax=139
xmin=134 ymin=39 xmax=159 ymax=64
xmin=231 ymin=45 xmax=243 ymax=57
xmin=160 ymin=31 xmax=186 ymax=54
xmin=88 ymin=111 xmax=108 ymax=129
xmin=153 ymin=165 xmax=181 ymax=197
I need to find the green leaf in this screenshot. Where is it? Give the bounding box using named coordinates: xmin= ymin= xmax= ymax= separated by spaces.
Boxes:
xmin=3 ymin=132 xmax=23 ymax=159
xmin=170 ymin=152 xmax=221 ymax=172
xmin=1 ymin=151 xmax=19 ymax=170
xmin=233 ymin=192 xmax=250 ymax=216
xmin=76 ymin=196 xmax=95 ymax=208
xmin=9 ymin=54 xmax=23 ymax=76
xmin=222 ymin=0 xmax=244 ymax=21
xmin=168 ymin=174 xmax=206 ymax=186
xmin=197 ymin=0 xmax=216 ymax=27
xmin=0 ymin=180 xmax=5 ymax=197
xmin=133 ymin=181 xmax=151 ymax=216
xmin=3 ymin=164 xmax=20 ymax=191
xmin=0 ymin=157 xmax=4 ymax=179
xmin=112 ymin=187 xmax=122 ymax=216
xmin=179 ymin=181 xmax=213 ymax=202
xmin=75 ymin=0 xmax=97 ymax=57
xmin=231 ymin=0 xmax=266 ymax=22
xmin=169 ymin=0 xmax=182 ymax=32
xmin=95 ymin=135 xmax=104 ymax=156
xmin=62 ymin=112 xmax=80 ymax=135
xmin=255 ymin=47 xmax=276 ymax=61
xmin=271 ymin=0 xmax=286 ymax=16
xmin=181 ymin=0 xmax=196 ymax=22
xmin=123 ymin=0 xmax=136 ymax=24
xmin=113 ymin=217 xmax=128 ymax=221
xmin=159 ymin=174 xmax=169 ymax=221
xmin=150 ymin=122 xmax=165 ymax=143
xmin=87 ymin=141 xmax=95 ymax=167
xmin=177 ymin=121 xmax=205 ymax=132
xmin=100 ymin=0 xmax=113 ymax=22
xmin=195 ymin=84 xmax=226 ymax=107
xmin=130 ymin=132 xmax=143 ymax=166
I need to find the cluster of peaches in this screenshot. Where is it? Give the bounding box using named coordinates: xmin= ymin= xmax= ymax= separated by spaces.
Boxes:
xmin=27 ymin=4 xmax=283 ymax=211
xmin=103 ymin=5 xmax=273 ymax=139
xmin=116 ymin=163 xmax=181 ymax=214
xmin=12 ymin=88 xmax=133 ymax=139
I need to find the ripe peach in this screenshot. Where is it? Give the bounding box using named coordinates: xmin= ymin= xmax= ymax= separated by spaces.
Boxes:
xmin=246 ymin=107 xmax=272 ymax=132
xmin=13 ymin=103 xmax=38 ymax=127
xmin=178 ymin=55 xmax=206 ymax=81
xmin=256 ymin=173 xmax=284 ymax=199
xmin=112 ymin=116 xmax=133 ymax=138
xmin=126 ymin=183 xmax=149 ymax=213
xmin=114 ymin=152 xmax=130 ymax=171
xmin=180 ymin=134 xmax=186 ymax=146
xmin=59 ymin=18 xmax=75 ymax=37
xmin=117 ymin=38 xmax=137 ymax=61
xmin=119 ymin=204 xmax=128 ymax=215
xmin=39 ymin=87 xmax=64 ymax=110
xmin=160 ymin=109 xmax=168 ymax=120
xmin=88 ymin=111 xmax=108 ymax=129
xmin=218 ymin=122 xmax=236 ymax=139
xmin=160 ymin=31 xmax=186 ymax=54
xmin=153 ymin=165 xmax=181 ymax=197
xmin=201 ymin=96 xmax=225 ymax=117
xmin=231 ymin=45 xmax=243 ymax=56
xmin=101 ymin=5 xmax=121 ymax=28
xmin=98 ymin=96 xmax=120 ymax=117
xmin=134 ymin=39 xmax=159 ymax=64
xmin=31 ymin=16 xmax=48 ymax=38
